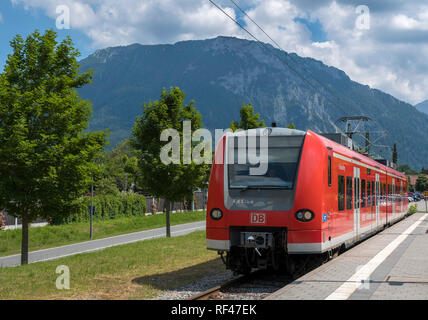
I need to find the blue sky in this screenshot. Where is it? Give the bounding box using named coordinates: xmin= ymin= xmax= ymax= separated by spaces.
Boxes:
xmin=0 ymin=1 xmax=92 ymax=70
xmin=0 ymin=0 xmax=427 ymax=105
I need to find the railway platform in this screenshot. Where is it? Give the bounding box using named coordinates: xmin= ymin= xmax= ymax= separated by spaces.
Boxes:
xmin=266 ymin=211 xmax=428 ymax=300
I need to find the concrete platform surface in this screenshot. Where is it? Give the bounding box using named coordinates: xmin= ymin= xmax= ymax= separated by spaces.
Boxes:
xmin=417 ymin=199 xmax=428 ymax=213
xmin=266 ymin=212 xmax=428 ymax=300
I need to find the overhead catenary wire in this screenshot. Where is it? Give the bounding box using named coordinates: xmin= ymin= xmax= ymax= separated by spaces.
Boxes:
xmin=228 ymin=0 xmax=391 ymax=142
xmin=211 ymin=0 xmax=390 ymax=154
xmin=208 ymin=0 xmax=350 ymax=120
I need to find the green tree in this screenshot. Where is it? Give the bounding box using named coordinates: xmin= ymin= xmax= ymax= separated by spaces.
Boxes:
xmin=0 ymin=30 xmax=106 ymax=264
xmin=415 ymin=174 xmax=428 ymax=192
xmin=230 ymin=103 xmax=265 ymax=131
xmin=96 ymin=139 xmax=140 ymax=194
xmin=131 ymin=87 xmax=209 ymax=237
xmin=392 ymin=143 xmax=398 ymax=164
xmin=397 ymin=164 xmax=418 ymax=175
xmin=286 ymin=123 xmax=296 ymax=129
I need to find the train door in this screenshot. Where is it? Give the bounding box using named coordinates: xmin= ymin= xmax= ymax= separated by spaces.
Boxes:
xmin=354 ymin=167 xmax=360 ymax=237
xmin=375 ymin=173 xmax=380 ymax=228
xmin=400 ymin=180 xmax=403 ymax=214
xmin=392 ymin=178 xmax=396 ymax=219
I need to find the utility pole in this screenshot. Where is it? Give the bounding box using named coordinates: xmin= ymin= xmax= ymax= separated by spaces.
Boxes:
xmin=88 ymin=176 xmax=94 ymax=239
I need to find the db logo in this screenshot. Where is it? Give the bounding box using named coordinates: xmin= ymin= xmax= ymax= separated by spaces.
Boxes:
xmin=250 ymin=213 xmax=266 ymax=225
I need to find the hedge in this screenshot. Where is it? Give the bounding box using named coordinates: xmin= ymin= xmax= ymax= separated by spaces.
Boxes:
xmin=51 ymin=192 xmax=147 ymax=225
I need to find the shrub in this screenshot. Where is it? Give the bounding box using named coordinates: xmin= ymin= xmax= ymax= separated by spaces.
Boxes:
xmin=50 ymin=192 xmax=147 ymax=225
xmin=407 ymin=204 xmax=417 ymax=216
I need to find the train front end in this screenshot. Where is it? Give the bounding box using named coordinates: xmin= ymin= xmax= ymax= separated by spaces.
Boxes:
xmin=206 ymin=127 xmax=325 ymax=274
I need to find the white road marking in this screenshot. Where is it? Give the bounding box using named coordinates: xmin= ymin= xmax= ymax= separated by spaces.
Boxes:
xmin=0 ymin=224 xmax=205 ymax=267
xmin=325 ymin=214 xmax=428 ymax=300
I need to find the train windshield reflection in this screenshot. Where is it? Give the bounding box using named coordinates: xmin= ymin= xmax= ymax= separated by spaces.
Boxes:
xmin=228 ymin=147 xmax=301 ymax=190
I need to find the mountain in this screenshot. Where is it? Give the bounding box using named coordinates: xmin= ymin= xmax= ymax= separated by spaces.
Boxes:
xmin=415 ymin=100 xmax=428 ymax=115
xmin=78 ymin=36 xmax=428 ymax=170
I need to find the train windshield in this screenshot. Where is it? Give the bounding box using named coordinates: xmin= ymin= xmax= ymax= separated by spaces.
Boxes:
xmin=228 ymin=135 xmax=304 ymax=190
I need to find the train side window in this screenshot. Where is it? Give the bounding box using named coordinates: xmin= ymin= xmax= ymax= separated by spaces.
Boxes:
xmin=328 ymin=156 xmax=331 ymax=187
xmin=367 ymin=181 xmax=371 ymax=207
xmin=361 ymin=179 xmax=366 ymax=208
xmin=383 ymin=183 xmax=386 ymax=200
xmin=346 ymin=176 xmax=353 ymax=210
xmin=399 ymin=185 xmax=402 ymax=203
xmin=338 ymin=175 xmax=345 ymax=211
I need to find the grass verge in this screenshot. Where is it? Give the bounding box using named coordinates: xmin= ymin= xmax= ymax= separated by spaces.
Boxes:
xmin=0 ymin=210 xmax=205 ymax=257
xmin=0 ymin=230 xmax=222 ymax=300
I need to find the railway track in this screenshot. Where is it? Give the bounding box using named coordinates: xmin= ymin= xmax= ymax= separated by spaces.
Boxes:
xmin=188 ymin=270 xmax=294 ymax=300
xmin=187 ymin=251 xmax=337 ymax=300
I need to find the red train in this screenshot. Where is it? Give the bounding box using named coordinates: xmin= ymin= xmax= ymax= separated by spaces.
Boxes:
xmin=206 ymin=127 xmax=408 ymax=274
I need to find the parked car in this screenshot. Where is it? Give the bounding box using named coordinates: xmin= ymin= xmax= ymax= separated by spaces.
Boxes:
xmin=409 ymin=193 xmax=423 ymax=201
xmin=407 ymin=196 xmax=414 ymax=202
xmin=415 ymin=192 xmax=424 ymax=199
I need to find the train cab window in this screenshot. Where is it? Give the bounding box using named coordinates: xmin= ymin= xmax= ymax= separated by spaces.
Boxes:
xmin=338 ymin=175 xmax=345 ymax=211
xmin=346 ymin=176 xmax=353 ymax=210
xmin=328 ymin=156 xmax=331 ymax=187
xmin=361 ymin=179 xmax=366 ymax=208
xmin=228 ymin=135 xmax=304 ymax=191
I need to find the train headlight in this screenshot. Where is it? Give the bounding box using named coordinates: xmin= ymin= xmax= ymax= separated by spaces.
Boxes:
xmin=295 ymin=210 xmax=314 ymax=222
xmin=210 ymin=209 xmax=223 ymax=220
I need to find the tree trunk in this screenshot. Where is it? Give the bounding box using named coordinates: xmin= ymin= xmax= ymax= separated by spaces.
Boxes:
xmin=21 ymin=213 xmax=29 ymax=265
xmin=165 ymin=199 xmax=171 ymax=238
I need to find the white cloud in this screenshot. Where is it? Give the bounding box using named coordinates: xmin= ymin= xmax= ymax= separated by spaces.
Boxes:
xmin=0 ymin=12 xmax=3 ymax=23
xmin=391 ymin=13 xmax=428 ymax=31
xmin=11 ymin=0 xmax=243 ymax=47
xmin=10 ymin=0 xmax=428 ymax=104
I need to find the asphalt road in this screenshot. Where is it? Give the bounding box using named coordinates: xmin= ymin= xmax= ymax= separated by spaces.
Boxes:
xmin=0 ymin=220 xmax=205 ymax=268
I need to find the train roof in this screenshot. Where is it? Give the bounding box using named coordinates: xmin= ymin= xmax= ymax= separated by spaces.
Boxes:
xmin=229 ymin=127 xmax=306 ymax=137
xmin=223 ymin=127 xmax=406 ymax=180
xmin=311 ymin=130 xmax=407 ymax=180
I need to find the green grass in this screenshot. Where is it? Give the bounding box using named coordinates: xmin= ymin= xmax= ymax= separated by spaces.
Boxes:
xmin=0 ymin=230 xmax=222 ymax=300
xmin=0 ymin=210 xmax=206 ymax=257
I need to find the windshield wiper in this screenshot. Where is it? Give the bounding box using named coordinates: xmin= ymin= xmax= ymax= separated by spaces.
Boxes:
xmin=239 ymin=185 xmax=262 ymax=193
xmin=239 ymin=185 xmax=290 ymax=193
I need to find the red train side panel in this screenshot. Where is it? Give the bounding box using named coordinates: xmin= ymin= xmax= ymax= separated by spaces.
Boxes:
xmin=206 ymin=128 xmax=408 ymax=273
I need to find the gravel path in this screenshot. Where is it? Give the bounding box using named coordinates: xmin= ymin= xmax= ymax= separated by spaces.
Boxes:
xmin=155 ymin=270 xmax=292 ymax=300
